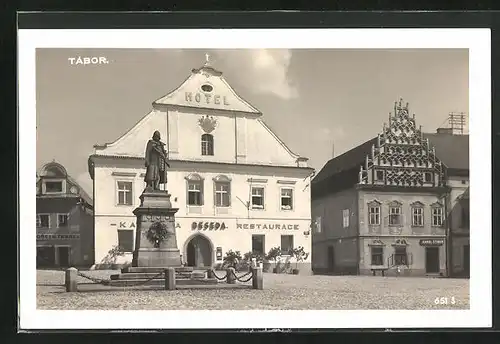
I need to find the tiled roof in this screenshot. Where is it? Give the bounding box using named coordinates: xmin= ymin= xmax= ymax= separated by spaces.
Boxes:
xmin=313 ymin=133 xmax=469 ymax=185
xmin=423 ymin=133 xmax=469 ymax=171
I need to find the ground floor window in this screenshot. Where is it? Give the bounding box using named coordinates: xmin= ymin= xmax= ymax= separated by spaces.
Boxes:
xmin=118 ymin=229 xmax=134 ymax=252
xmin=37 ymin=246 xmax=55 ymax=267
xmin=280 ymin=235 xmax=294 ymax=254
xmin=251 ymin=235 xmax=265 ymax=255
xmin=370 ymin=246 xmax=384 ymax=265
xmin=394 ymin=246 xmax=407 ymax=265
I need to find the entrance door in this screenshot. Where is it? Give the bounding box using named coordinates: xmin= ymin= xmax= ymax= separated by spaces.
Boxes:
xmin=327 ymin=245 xmax=335 ymax=272
xmin=37 ymin=246 xmax=55 ymax=267
xmin=463 ymin=245 xmax=470 ymax=276
xmin=57 ymin=246 xmax=70 ymax=268
xmin=186 ymin=235 xmax=212 ymax=268
xmin=425 ymin=247 xmax=440 ymax=273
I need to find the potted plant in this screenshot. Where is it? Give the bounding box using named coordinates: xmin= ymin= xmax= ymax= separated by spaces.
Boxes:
xmin=290 ymin=246 xmax=309 ymax=275
xmin=242 ymin=251 xmax=264 ymax=271
xmin=265 ymin=247 xmax=281 ymax=273
xmin=222 ymin=250 xmax=242 ymax=270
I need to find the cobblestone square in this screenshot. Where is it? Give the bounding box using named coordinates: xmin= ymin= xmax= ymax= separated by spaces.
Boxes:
xmin=37 ymin=270 xmax=469 ymax=310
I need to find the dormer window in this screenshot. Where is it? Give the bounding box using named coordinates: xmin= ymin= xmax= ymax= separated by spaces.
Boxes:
xmin=375 ymin=170 xmax=385 ymax=182
xmin=424 ymin=172 xmax=433 ymax=183
xmin=201 ymin=133 xmax=214 ymax=156
xmin=44 ymin=181 xmax=63 ymax=193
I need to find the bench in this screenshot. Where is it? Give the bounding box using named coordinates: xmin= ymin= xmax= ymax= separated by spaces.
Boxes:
xmin=371 ymin=268 xmax=388 ymax=276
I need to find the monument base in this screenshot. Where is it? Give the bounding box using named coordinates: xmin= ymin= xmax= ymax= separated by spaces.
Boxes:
xmin=136 ymin=248 xmax=181 ymax=267
xmin=132 ymin=188 xmax=180 ymax=268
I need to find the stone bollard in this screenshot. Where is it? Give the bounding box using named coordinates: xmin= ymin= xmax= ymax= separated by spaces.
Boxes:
xmin=164 ymin=268 xmax=176 ymax=290
xmin=207 ymin=269 xmax=215 ymax=279
xmin=226 ymin=267 xmax=236 ymax=284
xmin=252 ymin=266 xmax=263 ymax=290
xmin=65 ymin=267 xmax=78 ymax=292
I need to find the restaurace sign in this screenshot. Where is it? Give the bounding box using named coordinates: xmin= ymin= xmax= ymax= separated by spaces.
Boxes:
xmin=185 ymin=92 xmax=230 ymax=106
xmin=236 ymin=223 xmax=300 ymax=230
xmin=191 ymin=221 xmax=227 ymax=231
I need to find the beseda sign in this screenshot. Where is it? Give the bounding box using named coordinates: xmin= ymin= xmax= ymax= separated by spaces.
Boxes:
xmin=191 ymin=221 xmax=227 ymax=231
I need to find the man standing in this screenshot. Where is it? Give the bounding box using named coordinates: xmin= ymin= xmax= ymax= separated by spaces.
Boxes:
xmin=144 ymin=131 xmax=170 ymax=190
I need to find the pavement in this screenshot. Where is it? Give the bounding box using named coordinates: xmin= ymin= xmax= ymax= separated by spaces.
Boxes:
xmin=36 ymin=269 xmax=469 ymax=310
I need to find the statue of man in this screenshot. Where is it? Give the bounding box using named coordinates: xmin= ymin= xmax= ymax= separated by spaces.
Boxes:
xmin=144 ymin=131 xmax=170 ymax=190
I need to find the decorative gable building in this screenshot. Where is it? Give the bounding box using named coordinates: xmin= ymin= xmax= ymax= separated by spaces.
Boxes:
xmin=88 ymin=61 xmax=314 ymax=272
xmin=311 ymin=99 xmax=469 ymax=277
xmin=36 ymin=161 xmax=94 ymax=268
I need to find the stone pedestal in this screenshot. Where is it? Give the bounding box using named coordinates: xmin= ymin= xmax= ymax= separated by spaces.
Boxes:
xmin=132 ymin=188 xmax=181 ymax=267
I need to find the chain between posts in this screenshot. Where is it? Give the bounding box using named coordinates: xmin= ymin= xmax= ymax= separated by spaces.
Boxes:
xmin=231 ymin=269 xmax=254 ymax=283
xmin=77 ymin=271 xmax=165 ymax=287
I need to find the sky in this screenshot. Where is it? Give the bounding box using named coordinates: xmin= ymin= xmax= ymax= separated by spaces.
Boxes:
xmin=36 ymin=48 xmax=469 ymax=195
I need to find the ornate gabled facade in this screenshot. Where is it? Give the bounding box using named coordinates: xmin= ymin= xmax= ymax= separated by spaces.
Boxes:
xmin=36 ymin=161 xmax=94 ymax=268
xmin=311 ymin=98 xmax=468 ymax=278
xmin=358 ymin=99 xmax=445 ymax=188
xmin=88 ymin=60 xmax=314 ymax=273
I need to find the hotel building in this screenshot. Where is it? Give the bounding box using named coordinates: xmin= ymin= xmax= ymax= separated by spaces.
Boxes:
xmin=311 ymin=99 xmax=469 ymax=277
xmin=88 ymin=61 xmax=314 ymax=272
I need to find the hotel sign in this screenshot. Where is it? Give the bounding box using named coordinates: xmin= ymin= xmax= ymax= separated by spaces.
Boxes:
xmin=37 ymin=234 xmax=80 ymax=240
xmin=185 ymin=92 xmax=230 ymax=106
xmin=237 ymin=223 xmax=300 ymax=230
xmin=419 ymin=239 xmax=445 ymax=246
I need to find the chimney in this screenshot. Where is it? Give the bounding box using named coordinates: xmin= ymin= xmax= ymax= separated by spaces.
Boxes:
xmin=436 ymin=127 xmax=454 ymax=135
xmin=332 ymin=142 xmax=335 ymax=158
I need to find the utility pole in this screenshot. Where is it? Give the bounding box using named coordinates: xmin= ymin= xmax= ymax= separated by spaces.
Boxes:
xmin=448 ymin=112 xmax=467 ymax=135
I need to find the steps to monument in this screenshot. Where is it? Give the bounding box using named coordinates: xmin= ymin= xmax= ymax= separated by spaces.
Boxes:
xmin=122 ymin=266 xmax=194 ymax=273
xmin=107 ymin=277 xmax=218 ymax=287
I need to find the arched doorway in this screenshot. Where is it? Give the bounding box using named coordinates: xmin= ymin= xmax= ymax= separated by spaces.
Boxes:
xmin=185 ymin=234 xmax=213 ymax=268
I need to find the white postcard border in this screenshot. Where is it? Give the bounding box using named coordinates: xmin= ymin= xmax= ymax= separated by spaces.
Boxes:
xmin=19 ymin=28 xmax=491 ymax=329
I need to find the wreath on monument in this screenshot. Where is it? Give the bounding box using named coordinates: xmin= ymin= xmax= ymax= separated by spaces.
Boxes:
xmin=146 ymin=221 xmax=169 ymax=248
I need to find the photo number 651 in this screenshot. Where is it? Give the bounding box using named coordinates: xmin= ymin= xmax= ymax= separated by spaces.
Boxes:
xmin=434 ymin=297 xmax=456 ymax=305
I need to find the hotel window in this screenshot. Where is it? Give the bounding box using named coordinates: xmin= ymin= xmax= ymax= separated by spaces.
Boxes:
xmin=185 ymin=174 xmax=204 ymax=206
xmin=280 ymin=235 xmax=294 ymax=255
xmin=314 ymin=216 xmax=322 ymax=233
xmin=375 ymin=170 xmax=385 ymax=182
xmin=252 ymin=235 xmax=265 ymax=256
xmin=371 ymin=246 xmax=384 ymax=266
xmin=431 ymin=206 xmax=444 ymax=227
xmin=280 ymin=188 xmax=293 ymax=210
xmin=368 ymin=203 xmax=381 ymax=225
xmin=342 ymin=209 xmax=350 ymax=228
xmin=394 ymin=246 xmax=408 ymax=265
xmin=45 ymin=181 xmax=63 ymax=193
xmin=411 ymin=204 xmax=424 ymax=227
xmin=251 ymin=187 xmax=265 ymax=209
xmin=214 ymin=175 xmax=231 ymax=207
xmin=57 ymin=214 xmax=69 ymax=227
xmin=37 ymin=214 xmax=50 ymax=228
xmin=117 ymin=181 xmax=133 ymax=205
xmin=388 ymin=202 xmax=402 ymax=226
xmin=117 ymin=230 xmax=134 ymax=253
xmin=201 ymin=133 xmax=214 ymax=156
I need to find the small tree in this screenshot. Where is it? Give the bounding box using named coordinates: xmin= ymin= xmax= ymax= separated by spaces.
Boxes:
xmin=265 ymin=247 xmax=281 ymax=273
xmin=100 ymin=245 xmax=125 ymax=269
xmin=222 ymin=250 xmax=242 ymax=269
xmin=290 ymin=246 xmax=309 ymax=274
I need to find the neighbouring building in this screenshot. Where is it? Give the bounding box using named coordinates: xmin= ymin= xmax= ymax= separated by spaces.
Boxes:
xmin=88 ymin=60 xmax=314 ymax=273
xmin=36 ymin=161 xmax=94 ymax=268
xmin=311 ymin=99 xmax=469 ymax=277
